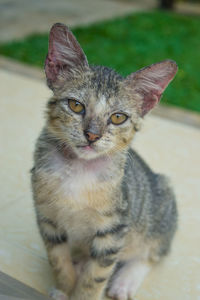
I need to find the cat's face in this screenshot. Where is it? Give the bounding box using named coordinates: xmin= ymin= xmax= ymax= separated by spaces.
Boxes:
xmin=45 ymin=23 xmax=178 ymax=160
xmin=47 ymin=66 xmax=140 ymax=159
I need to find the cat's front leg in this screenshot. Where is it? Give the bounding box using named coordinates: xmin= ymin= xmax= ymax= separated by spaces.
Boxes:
xmin=47 ymin=243 xmax=77 ymax=299
xmin=38 ymin=218 xmax=77 ymax=298
xmin=70 ymin=227 xmax=126 ymax=300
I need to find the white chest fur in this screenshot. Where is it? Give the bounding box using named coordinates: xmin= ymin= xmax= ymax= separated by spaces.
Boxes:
xmin=45 ymin=150 xmax=115 ymax=248
xmin=49 ymin=150 xmax=109 ymax=204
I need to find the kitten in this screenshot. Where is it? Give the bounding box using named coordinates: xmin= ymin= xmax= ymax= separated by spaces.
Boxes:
xmin=31 ymin=23 xmax=178 ymax=300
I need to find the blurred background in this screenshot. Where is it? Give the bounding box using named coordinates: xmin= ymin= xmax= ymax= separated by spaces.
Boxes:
xmin=0 ymin=1 xmax=200 ymax=299
xmin=0 ymin=0 xmax=200 ymax=116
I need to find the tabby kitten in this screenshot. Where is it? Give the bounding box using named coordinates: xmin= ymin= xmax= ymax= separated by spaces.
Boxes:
xmin=31 ymin=23 xmax=178 ymax=300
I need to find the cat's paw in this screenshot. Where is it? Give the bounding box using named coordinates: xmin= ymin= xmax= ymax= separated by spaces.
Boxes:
xmin=107 ymin=280 xmax=135 ymax=300
xmin=49 ymin=288 xmax=68 ymax=300
xmin=107 ymin=260 xmax=149 ymax=299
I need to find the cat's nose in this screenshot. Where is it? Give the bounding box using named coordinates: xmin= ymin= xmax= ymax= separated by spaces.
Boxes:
xmin=84 ymin=130 xmax=101 ymax=143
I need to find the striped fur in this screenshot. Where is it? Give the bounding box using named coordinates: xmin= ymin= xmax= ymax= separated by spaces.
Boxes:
xmin=31 ymin=24 xmax=178 ymax=300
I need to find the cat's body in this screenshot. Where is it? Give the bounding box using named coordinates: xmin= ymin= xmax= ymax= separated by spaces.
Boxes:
xmin=31 ymin=24 xmax=178 ymax=300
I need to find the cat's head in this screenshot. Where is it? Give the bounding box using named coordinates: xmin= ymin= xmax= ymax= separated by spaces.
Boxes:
xmin=45 ymin=23 xmax=178 ymax=160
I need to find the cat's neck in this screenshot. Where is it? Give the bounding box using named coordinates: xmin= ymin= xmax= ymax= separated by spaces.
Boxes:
xmin=45 ymin=130 xmax=127 ymax=175
xmin=59 ymin=142 xmax=122 ymax=173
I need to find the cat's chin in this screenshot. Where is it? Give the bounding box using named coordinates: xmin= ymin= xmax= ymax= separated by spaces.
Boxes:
xmin=76 ymin=145 xmax=101 ymax=160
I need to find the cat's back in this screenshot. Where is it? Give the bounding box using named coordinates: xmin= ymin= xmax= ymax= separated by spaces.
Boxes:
xmin=123 ymin=148 xmax=177 ymax=241
xmin=123 ymin=147 xmax=155 ymax=203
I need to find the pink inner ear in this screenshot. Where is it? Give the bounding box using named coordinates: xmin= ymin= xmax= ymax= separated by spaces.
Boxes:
xmin=45 ymin=56 xmax=59 ymax=82
xmin=131 ymin=60 xmax=178 ymax=117
xmin=141 ymin=92 xmax=161 ymax=117
xmin=45 ymin=23 xmax=88 ymax=88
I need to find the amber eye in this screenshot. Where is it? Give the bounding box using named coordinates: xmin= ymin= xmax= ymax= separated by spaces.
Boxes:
xmin=110 ymin=113 xmax=128 ymax=125
xmin=68 ymin=99 xmax=85 ymax=114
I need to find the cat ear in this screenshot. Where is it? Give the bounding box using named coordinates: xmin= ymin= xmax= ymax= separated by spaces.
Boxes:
xmin=125 ymin=60 xmax=178 ymax=117
xmin=45 ymin=23 xmax=89 ymax=90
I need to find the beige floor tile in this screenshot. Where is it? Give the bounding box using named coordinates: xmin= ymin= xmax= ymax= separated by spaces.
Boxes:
xmin=0 ymin=70 xmax=51 ymax=208
xmin=0 ymin=69 xmax=200 ymax=299
xmin=0 ymin=239 xmax=54 ymax=294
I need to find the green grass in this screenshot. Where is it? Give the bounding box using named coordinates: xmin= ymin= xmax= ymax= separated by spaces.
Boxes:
xmin=1 ymin=11 xmax=200 ymax=112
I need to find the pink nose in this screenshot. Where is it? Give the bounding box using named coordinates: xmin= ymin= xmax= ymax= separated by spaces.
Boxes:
xmin=84 ymin=131 xmax=101 ymax=143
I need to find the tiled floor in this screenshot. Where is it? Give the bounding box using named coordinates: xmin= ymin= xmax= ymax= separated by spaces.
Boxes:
xmin=0 ymin=69 xmax=200 ymax=299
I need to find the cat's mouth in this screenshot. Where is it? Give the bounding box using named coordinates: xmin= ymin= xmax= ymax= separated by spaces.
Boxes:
xmin=77 ymin=145 xmax=95 ymax=152
xmin=76 ymin=144 xmax=101 ymax=159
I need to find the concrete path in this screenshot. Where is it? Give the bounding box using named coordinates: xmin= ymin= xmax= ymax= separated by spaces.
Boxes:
xmin=0 ymin=68 xmax=200 ymax=300
xmin=0 ymin=0 xmax=156 ymax=42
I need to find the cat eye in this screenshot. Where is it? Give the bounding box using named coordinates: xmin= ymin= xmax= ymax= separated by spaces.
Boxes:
xmin=110 ymin=113 xmax=128 ymax=125
xmin=68 ymin=99 xmax=85 ymax=114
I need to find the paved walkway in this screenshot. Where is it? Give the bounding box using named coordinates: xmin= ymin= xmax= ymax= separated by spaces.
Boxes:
xmin=0 ymin=0 xmax=156 ymax=42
